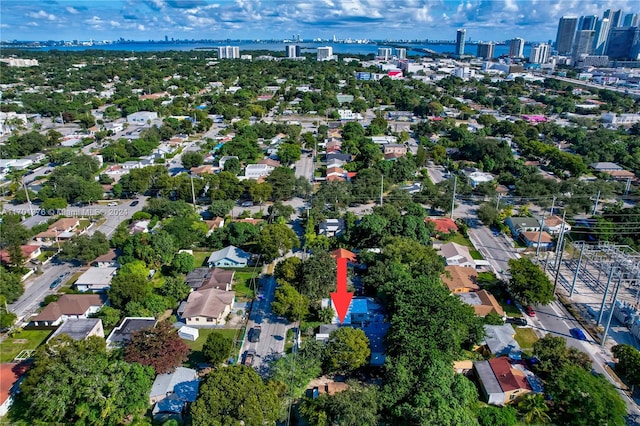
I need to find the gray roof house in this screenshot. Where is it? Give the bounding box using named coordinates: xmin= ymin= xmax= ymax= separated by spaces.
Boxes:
xmin=437 ymin=242 xmax=475 ymax=268
xmin=590 ymin=162 xmax=623 ymax=172
xmin=207 ymin=246 xmax=252 ymax=268
xmin=319 ymin=219 xmax=346 ymax=237
xmin=48 ymin=318 xmax=104 ymax=342
xmin=75 ymin=267 xmax=118 ymax=293
xmin=483 ymin=324 xmax=521 ymax=358
xmin=106 ymin=317 xmax=156 ymax=349
xmin=505 ymin=216 xmax=541 ymax=237
xmin=150 ymin=367 xmax=200 ymax=423
xmin=149 ymin=367 xmax=199 ymax=404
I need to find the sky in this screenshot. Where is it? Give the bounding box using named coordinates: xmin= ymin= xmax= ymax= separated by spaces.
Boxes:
xmin=0 ymin=0 xmax=638 ymax=43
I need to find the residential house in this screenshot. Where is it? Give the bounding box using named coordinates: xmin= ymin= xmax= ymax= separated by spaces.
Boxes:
xmin=326 ymin=158 xmax=346 ymax=169
xmin=483 ymin=324 xmax=521 ymax=358
xmin=244 ymin=163 xmax=274 ymax=179
xmin=31 ymin=294 xmax=106 ymax=326
xmin=180 ymin=288 xmax=235 ymax=326
xmin=74 ymin=267 xmax=118 ymax=292
xmin=319 ymin=219 xmax=346 ymax=237
xmin=149 ymin=367 xmax=199 ymax=404
xmin=203 ymin=217 xmax=225 ymax=236
xmin=426 ymin=217 xmax=459 ymax=235
xmin=48 ymin=318 xmax=104 ymax=342
xmin=257 ymin=158 xmax=282 ymax=168
xmin=544 ymin=215 xmax=571 ymax=235
xmin=330 ymin=248 xmax=358 ymax=264
xmin=467 ymin=171 xmax=495 ymax=188
xmin=505 ymin=217 xmax=541 ymax=237
xmin=370 ymin=136 xmax=397 ymax=145
xmin=231 ymin=218 xmax=263 ymax=226
xmin=307 ymin=381 xmax=350 ymax=399
xmin=441 ymin=265 xmax=480 ymax=293
xmin=458 ymin=290 xmax=505 ymax=317
xmin=326 ymin=166 xmax=346 ymax=181
xmin=326 ymin=153 xmax=352 ymax=163
xmin=185 ymin=267 xmax=235 ymax=291
xmin=0 ymin=245 xmax=41 ymax=265
xmin=127 ymin=111 xmax=158 ymax=124
xmin=474 ymin=357 xmax=533 ymax=405
xmin=129 ymin=220 xmax=150 ymax=234
xmin=401 ymin=182 xmax=422 ymax=194
xmin=383 ymin=144 xmax=407 ymax=156
xmin=0 ymin=363 xmax=30 ymax=416
xmin=437 ymin=242 xmax=476 ymax=268
xmin=520 ymin=231 xmax=554 ymax=250
xmin=218 ymin=156 xmax=239 ymax=170
xmin=190 ymin=165 xmax=216 ymax=175
xmin=34 ymin=218 xmax=81 ymax=244
xmin=91 ymin=249 xmax=119 ymax=268
xmin=589 ymin=162 xmax=623 ymax=172
xmin=106 ymin=317 xmax=156 ymax=349
xmin=325 ymin=139 xmax=343 ymax=152
xmin=207 ymin=245 xmax=252 ymax=268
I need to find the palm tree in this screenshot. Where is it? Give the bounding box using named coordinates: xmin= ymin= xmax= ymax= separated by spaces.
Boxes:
xmin=516 ymin=393 xmax=551 ymax=425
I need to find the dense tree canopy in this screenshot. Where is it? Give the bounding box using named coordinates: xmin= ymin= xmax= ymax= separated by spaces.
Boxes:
xmin=124 ymin=321 xmax=190 ymax=374
xmin=507 ymin=258 xmax=555 ymax=306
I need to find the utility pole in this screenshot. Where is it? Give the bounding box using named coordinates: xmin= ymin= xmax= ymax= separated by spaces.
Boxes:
xmin=624 ymin=178 xmax=632 ymax=196
xmin=495 ymin=194 xmax=502 ymax=210
xmin=569 ymin=242 xmax=586 ymax=297
xmin=21 ymin=176 xmax=34 ymax=217
xmin=450 ymin=175 xmax=457 ymax=220
xmin=601 ymin=273 xmax=623 ymax=348
xmin=535 ymin=212 xmax=546 ymax=257
xmin=553 ymin=211 xmax=567 ymax=270
xmin=190 ymin=174 xmax=196 ymax=207
xmin=592 ymin=189 xmax=601 ymax=215
xmin=379 ymin=174 xmax=384 ymax=206
xmin=597 ymin=266 xmax=617 ymax=326
xmin=550 ymin=196 xmax=556 ymax=216
xmin=552 ymin=238 xmax=566 ymax=293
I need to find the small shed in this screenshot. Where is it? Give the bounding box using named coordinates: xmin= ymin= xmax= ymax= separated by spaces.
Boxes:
xmin=178 ymin=326 xmax=199 ymax=341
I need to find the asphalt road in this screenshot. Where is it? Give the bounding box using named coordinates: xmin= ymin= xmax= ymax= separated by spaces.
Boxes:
xmin=466 ymin=218 xmax=520 ymax=278
xmin=294 ymin=153 xmax=314 ymax=182
xmin=8 ymin=262 xmax=75 ymax=322
xmin=241 ymin=275 xmax=290 ymax=375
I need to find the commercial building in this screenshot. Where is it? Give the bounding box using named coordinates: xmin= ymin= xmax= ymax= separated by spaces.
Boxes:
xmin=579 ymin=15 xmax=598 ymax=31
xmin=572 ymin=30 xmax=595 ymax=60
xmin=623 ymin=13 xmax=639 ymax=27
xmin=593 ymin=18 xmax=611 ymax=55
xmin=555 ymin=16 xmax=578 ymax=55
xmin=317 ymin=46 xmax=334 ymax=61
xmin=606 ymin=27 xmax=640 ymax=60
xmin=285 ymin=45 xmax=301 ymax=58
xmin=509 ymin=38 xmax=525 ymax=58
xmin=217 ymin=46 xmax=240 ymax=59
xmin=529 ymin=43 xmax=551 ymax=64
xmin=603 ymin=9 xmax=623 ymax=28
xmin=396 ymin=48 xmax=407 ymax=60
xmin=477 ymin=42 xmax=495 ymax=60
xmin=377 ymin=47 xmax=392 ymax=60
xmin=456 ymin=29 xmax=466 ymax=56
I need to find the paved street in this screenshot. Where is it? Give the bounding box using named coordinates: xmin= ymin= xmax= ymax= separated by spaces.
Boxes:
xmin=241 ymin=274 xmax=290 ymax=375
xmin=294 ymin=153 xmax=314 ymax=181
xmin=466 ymin=219 xmax=520 ymax=278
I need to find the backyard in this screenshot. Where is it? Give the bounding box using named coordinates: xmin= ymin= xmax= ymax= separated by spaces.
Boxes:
xmin=184 ymin=328 xmax=244 ymax=366
xmin=0 ymin=329 xmax=52 ymax=362
xmin=513 ymin=326 xmax=539 ymax=351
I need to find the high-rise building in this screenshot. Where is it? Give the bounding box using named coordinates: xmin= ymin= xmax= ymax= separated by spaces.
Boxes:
xmin=476 ymin=42 xmax=495 ymax=60
xmin=603 ymin=9 xmax=624 ymax=28
xmin=606 ymin=27 xmax=640 ymax=60
xmin=164 ymin=35 xmax=169 ymax=42
xmin=529 ymin=43 xmax=551 ymax=64
xmin=396 ymin=48 xmax=407 ymax=60
xmin=456 ymin=29 xmax=466 ymax=56
xmin=317 ymin=46 xmax=334 ymax=61
xmin=509 ymin=38 xmax=525 ymax=58
xmin=555 ymin=16 xmax=578 ymax=55
xmin=623 ymin=13 xmax=639 ymax=27
xmin=579 ymin=15 xmax=598 ymax=31
xmin=593 ymin=18 xmax=611 ymax=55
xmin=217 ymin=46 xmax=240 ymax=59
xmin=377 ymin=48 xmax=392 ymax=60
xmin=285 ymin=45 xmax=301 ymax=58
xmin=572 ymin=30 xmax=595 ymax=59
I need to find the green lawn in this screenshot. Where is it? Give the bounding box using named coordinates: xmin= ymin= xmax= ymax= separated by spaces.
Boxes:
xmin=443 ymin=233 xmax=484 ymax=259
xmin=184 ymin=328 xmax=243 ymax=366
xmin=0 ymin=330 xmax=52 ymax=362
xmin=513 ymin=327 xmax=538 ymax=349
xmin=192 ymin=251 xmax=210 ymax=268
xmin=233 ymin=271 xmax=258 ymax=299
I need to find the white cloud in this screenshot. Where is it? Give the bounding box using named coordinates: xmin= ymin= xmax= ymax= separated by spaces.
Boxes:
xmin=27 ymin=10 xmax=57 ymax=21
xmin=109 ymin=21 xmax=121 ymax=28
xmin=27 ymin=22 xmax=39 ymax=27
xmin=65 ymin=6 xmax=80 ymax=15
xmin=138 ymin=24 xmax=147 ymax=31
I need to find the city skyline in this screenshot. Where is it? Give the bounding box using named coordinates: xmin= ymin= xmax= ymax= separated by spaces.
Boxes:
xmin=1 ymin=0 xmax=639 ymax=43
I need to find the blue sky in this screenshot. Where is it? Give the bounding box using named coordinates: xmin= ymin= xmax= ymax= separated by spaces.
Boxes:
xmin=0 ymin=0 xmax=637 ymax=42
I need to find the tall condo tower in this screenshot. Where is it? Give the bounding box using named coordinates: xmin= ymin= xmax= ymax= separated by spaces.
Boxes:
xmin=593 ymin=18 xmax=611 ymax=55
xmin=555 ymin=16 xmax=578 ymax=55
xmin=456 ymin=29 xmax=466 ymax=56
xmin=509 ymin=38 xmax=525 ymax=58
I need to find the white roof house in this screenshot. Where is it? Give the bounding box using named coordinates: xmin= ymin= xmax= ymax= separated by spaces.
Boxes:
xmin=244 ymin=163 xmax=274 ymax=179
xmin=207 ymin=245 xmax=252 ymax=268
xmin=75 ymin=267 xmax=118 ymax=293
xmin=127 ymin=111 xmax=158 ymax=124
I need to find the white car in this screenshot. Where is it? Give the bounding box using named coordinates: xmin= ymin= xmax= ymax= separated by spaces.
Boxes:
xmin=107 ymin=202 xmax=118 ymax=207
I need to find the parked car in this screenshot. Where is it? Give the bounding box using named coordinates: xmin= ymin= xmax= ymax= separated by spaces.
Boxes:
xmin=525 ymin=306 xmax=536 ymax=317
xmin=570 ymin=328 xmax=587 ymax=341
xmin=506 ymin=317 xmax=527 ymax=326
xmin=49 ymin=278 xmax=61 ymax=289
xmin=248 ymin=326 xmax=261 ymax=343
xmin=130 ymin=200 xmax=139 ymax=207
xmin=107 ymin=202 xmax=118 ymax=207
xmin=241 ymin=201 xmax=254 ymax=208
xmin=243 ymin=349 xmax=256 ymax=366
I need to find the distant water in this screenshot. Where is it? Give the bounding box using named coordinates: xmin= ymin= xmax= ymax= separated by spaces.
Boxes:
xmin=13 ymin=41 xmax=531 ymax=58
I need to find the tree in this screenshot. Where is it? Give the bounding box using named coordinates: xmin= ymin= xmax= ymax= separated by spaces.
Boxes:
xmin=248 ymin=181 xmax=273 ymax=205
xmin=223 ymin=157 xmax=241 ymax=175
xmin=477 ymin=202 xmax=499 ymax=226
xmin=274 ymin=257 xmax=302 ymax=284
xmin=256 ymin=223 xmax=299 ymax=262
xmin=108 ymin=261 xmax=151 ymax=309
xmin=515 ymin=394 xmax=551 ymax=425
xmin=546 ymin=365 xmax=626 ymax=426
xmin=40 ymin=197 xmax=68 ymax=211
xmin=181 ymin=151 xmax=204 ymax=169
xmin=271 ymin=282 xmax=309 ymax=321
xmin=612 ymin=344 xmax=640 ymax=389
xmin=532 ymin=334 xmax=592 ymax=377
xmin=266 ymin=167 xmax=296 ymax=200
xmin=507 ymin=258 xmax=554 ymax=306
xmin=59 ymin=232 xmax=110 ymax=264
xmin=171 ymin=252 xmax=195 ymax=274
xmin=0 ymin=269 xmax=24 ymax=303
xmin=477 ymin=405 xmax=519 ymax=426
xmin=0 ymin=298 xmax=17 ymax=328
xmin=202 ymin=331 xmax=233 ymax=365
xmin=277 ymin=142 xmax=302 ymax=165
xmin=124 ymin=321 xmax=190 ymax=374
xmin=301 ymin=251 xmax=337 ymax=301
xmin=191 ymin=365 xmax=279 ymax=426
xmin=209 ymin=199 xmax=235 ymax=217
xmin=91 ymin=306 xmax=122 ymax=329
xmin=300 ymin=383 xmax=379 ymax=426
xmin=15 ymin=336 xmax=154 ymax=425
xmin=325 ymin=327 xmax=370 ymax=373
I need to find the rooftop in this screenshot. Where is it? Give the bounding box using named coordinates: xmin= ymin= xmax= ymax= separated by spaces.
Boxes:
xmin=182 ymin=288 xmax=235 ymax=319
xmin=33 ymin=294 xmax=105 ymax=322
xmin=49 ymin=318 xmax=103 ymax=341
xmin=106 ymin=317 xmax=156 ymax=347
xmin=441 ymin=266 xmax=480 ymax=292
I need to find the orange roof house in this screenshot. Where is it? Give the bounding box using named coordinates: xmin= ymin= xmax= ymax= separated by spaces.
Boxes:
xmin=0 ymin=363 xmax=30 ymax=416
xmin=441 ymin=266 xmax=480 ymax=293
xmin=426 ymin=217 xmax=459 ymax=234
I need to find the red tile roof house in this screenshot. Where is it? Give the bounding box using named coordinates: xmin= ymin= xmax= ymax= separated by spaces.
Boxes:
xmin=30 ymin=294 xmax=106 ymax=326
xmin=0 ymin=245 xmax=41 ymax=265
xmin=474 ymin=357 xmax=533 ymax=405
xmin=0 ymin=363 xmax=30 ymax=416
xmin=425 ymin=218 xmax=459 ymax=235
xmin=34 ymin=218 xmax=82 ymax=245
